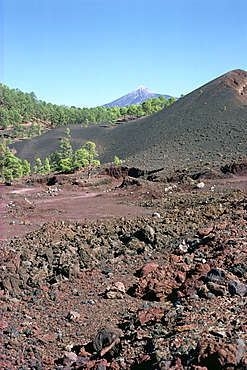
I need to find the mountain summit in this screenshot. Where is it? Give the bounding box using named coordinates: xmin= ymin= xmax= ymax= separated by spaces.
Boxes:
xmin=102 ymin=86 xmax=173 ymax=107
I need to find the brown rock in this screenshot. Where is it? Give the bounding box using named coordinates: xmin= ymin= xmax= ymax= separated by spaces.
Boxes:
xmin=105 ymin=282 xmax=126 ymax=299
xmin=139 ymin=262 xmax=159 ymax=277
xmin=137 ymin=306 xmax=165 ymax=326
xmin=0 ymin=319 xmax=8 ymax=330
xmin=197 ymin=227 xmax=214 ymax=237
xmin=179 ymin=263 xmax=211 ymax=297
xmin=228 ymin=280 xmax=247 ymax=296
xmin=207 ymin=281 xmax=227 ymax=296
xmin=37 ymin=332 xmax=58 ymax=343
xmin=135 ymin=354 xmax=151 ymax=364
xmin=197 ymin=339 xmax=238 ymax=367
xmin=176 ymin=324 xmax=195 ymax=332
xmin=134 ymin=262 xmax=189 ymax=300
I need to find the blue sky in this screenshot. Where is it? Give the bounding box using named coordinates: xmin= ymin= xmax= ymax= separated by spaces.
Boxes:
xmin=1 ymin=0 xmax=247 ymax=108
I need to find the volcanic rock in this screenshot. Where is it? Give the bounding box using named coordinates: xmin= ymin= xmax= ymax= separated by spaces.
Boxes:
xmin=228 ymin=280 xmax=247 ymax=297
xmin=93 ymin=325 xmax=123 ymax=355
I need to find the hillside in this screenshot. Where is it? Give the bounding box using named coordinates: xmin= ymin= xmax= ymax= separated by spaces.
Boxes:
xmin=10 ymin=69 xmax=247 ymax=174
xmin=102 ymin=85 xmax=174 ymax=107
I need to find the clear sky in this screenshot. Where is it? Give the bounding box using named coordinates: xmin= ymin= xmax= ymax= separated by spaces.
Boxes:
xmin=1 ymin=0 xmax=247 ymax=108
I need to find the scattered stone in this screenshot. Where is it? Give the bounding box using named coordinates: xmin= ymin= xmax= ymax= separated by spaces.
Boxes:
xmin=133 ymin=261 xmax=189 ymax=300
xmin=236 ymin=338 xmax=246 ymax=364
xmin=1 ymin=181 xmax=247 ymax=369
xmin=133 ymin=224 xmax=155 ymax=243
xmin=196 ymin=182 xmax=205 ymax=188
xmin=207 ymin=281 xmax=227 ymax=296
xmin=63 ymin=351 xmax=77 ymax=366
xmin=67 ymin=310 xmax=81 ymax=321
xmin=206 ymin=268 xmax=227 ymax=284
xmin=37 ymin=332 xmax=58 ymax=343
xmin=139 ymin=262 xmax=159 ymax=277
xmin=93 ymin=325 xmax=123 ymax=356
xmin=196 ymin=339 xmax=241 ymax=368
xmin=137 ymin=306 xmax=165 ymax=326
xmin=152 ymin=212 xmax=161 ymax=218
xmin=177 ymin=240 xmax=188 ymax=253
xmin=105 ymin=282 xmax=126 ymax=299
xmin=197 ymin=227 xmax=214 ymax=237
xmin=228 ymin=280 xmax=247 ymax=296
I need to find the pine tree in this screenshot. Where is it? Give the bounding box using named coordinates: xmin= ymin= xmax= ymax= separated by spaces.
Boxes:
xmin=43 ymin=158 xmax=51 ymax=173
xmin=73 ymin=148 xmax=89 ymax=170
xmin=65 ymin=127 xmax=71 ymax=137
xmin=33 ymin=158 xmax=43 ymax=174
xmin=59 ymin=138 xmax=73 ymax=160
xmin=22 ymin=160 xmax=31 ymax=176
xmin=83 ymin=141 xmax=99 ymax=165
xmin=59 ymin=158 xmax=73 ymax=173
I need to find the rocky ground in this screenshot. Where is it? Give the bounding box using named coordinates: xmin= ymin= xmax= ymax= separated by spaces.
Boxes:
xmin=0 ymin=164 xmax=247 ymax=369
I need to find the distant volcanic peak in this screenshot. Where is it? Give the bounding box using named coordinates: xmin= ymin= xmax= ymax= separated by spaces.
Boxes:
xmin=136 ymin=85 xmax=147 ymax=90
xmin=102 ymin=86 xmax=172 ymax=107
xmin=135 ymin=86 xmax=153 ymax=92
xmin=134 ymin=86 xmax=157 ymax=96
xmin=221 ymin=69 xmax=247 ymax=101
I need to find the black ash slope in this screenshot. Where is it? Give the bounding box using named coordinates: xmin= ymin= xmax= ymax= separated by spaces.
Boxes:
xmin=11 ymin=69 xmax=247 ymax=172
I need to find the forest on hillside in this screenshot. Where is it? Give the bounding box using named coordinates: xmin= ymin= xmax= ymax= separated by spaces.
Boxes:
xmin=0 ymin=84 xmax=177 ymax=182
xmin=0 ymin=84 xmax=176 ymax=136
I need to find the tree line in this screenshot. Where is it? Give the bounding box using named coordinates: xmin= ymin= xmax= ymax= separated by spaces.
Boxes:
xmin=0 ymin=84 xmax=177 ymax=138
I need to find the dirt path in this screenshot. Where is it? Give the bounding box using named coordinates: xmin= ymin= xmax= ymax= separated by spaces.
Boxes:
xmin=0 ymin=182 xmax=156 ymax=240
xmin=1 ymin=175 xmax=246 ymax=241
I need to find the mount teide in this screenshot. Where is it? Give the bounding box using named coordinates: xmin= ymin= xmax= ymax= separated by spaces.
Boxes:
xmin=102 ymin=86 xmax=174 ymax=107
xmin=11 ymin=69 xmax=247 ymax=173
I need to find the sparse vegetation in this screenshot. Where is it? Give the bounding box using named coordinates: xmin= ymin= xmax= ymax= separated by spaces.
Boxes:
xmin=47 ymin=139 xmax=100 ymax=174
xmin=0 ymin=139 xmax=31 ymax=181
xmin=114 ymin=156 xmax=122 ymax=165
xmin=65 ymin=127 xmax=71 ymax=137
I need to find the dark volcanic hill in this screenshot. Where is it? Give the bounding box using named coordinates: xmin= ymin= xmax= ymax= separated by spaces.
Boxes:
xmin=102 ymin=85 xmax=173 ymax=107
xmin=11 ymin=69 xmax=247 ymax=174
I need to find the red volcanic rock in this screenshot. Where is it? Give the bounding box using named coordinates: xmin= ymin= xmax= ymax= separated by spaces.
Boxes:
xmin=139 ymin=262 xmax=159 ymax=277
xmin=197 ymin=227 xmax=214 ymax=237
xmin=0 ymin=319 xmax=8 ymax=331
xmin=37 ymin=332 xmax=58 ymax=343
xmin=137 ymin=306 xmax=165 ymax=326
xmin=228 ymin=161 xmax=247 ymax=175
xmin=196 ymin=339 xmax=241 ymax=368
xmin=179 ymin=263 xmax=211 ymax=297
xmin=194 ymin=263 xmax=211 ymax=275
xmin=134 ymin=262 xmax=189 ymax=300
xmin=135 ymin=354 xmax=151 ymax=365
xmin=0 ymin=171 xmax=246 ymax=369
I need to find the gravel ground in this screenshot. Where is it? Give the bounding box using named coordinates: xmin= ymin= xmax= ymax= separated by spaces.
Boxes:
xmin=1 ymin=167 xmax=247 ymax=369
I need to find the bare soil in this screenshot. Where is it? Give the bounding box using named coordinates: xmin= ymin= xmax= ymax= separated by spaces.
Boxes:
xmin=1 ymin=172 xmax=246 ymax=241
